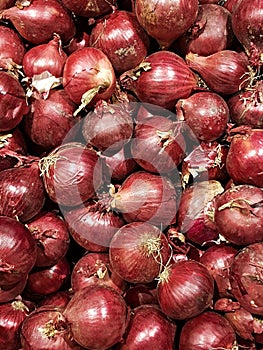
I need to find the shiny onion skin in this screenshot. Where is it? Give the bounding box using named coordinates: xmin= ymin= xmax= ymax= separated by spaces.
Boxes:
xmin=227 ymin=80 xmax=263 ymax=128
xmin=0 ymin=278 xmax=27 ymax=304
xmin=111 ymin=171 xmax=177 ymax=227
xmin=179 ymin=311 xmax=236 ymax=350
xmin=0 ymin=0 xmax=76 ymax=45
xmin=63 ymin=284 xmax=128 ymax=349
xmin=0 ymin=216 xmax=37 ymax=287
xmin=26 ymin=211 xmax=70 ymax=268
xmin=0 ymin=160 xmax=46 ymax=222
xmin=130 ymin=116 xmax=186 ymax=173
xmin=157 ymin=260 xmax=214 ymax=320
xmin=0 ymin=25 xmax=25 ymax=69
xmin=118 ymin=305 xmax=176 ymax=350
xmin=64 ymin=31 xmax=90 ymax=56
xmin=177 ymin=180 xmax=224 ymax=246
xmin=200 ymin=244 xmax=238 ymax=298
xmin=39 ymin=143 xmax=102 ymax=207
xmin=120 ymin=51 xmax=198 ymax=109
xmin=22 ymin=34 xmax=67 ymax=78
xmin=0 ymin=71 xmax=29 ymax=132
xmin=61 ymin=0 xmax=116 ymax=18
xmin=186 ymin=50 xmax=250 ymax=95
xmin=23 ymin=89 xmax=79 ymax=151
xmin=90 ymin=10 xmax=150 ymax=74
xmin=176 ymin=4 xmax=234 ymax=57
xmin=20 ymin=306 xmax=82 ymax=350
xmin=0 ymin=299 xmax=31 ymax=350
xmin=63 ymin=47 xmax=116 ymax=108
xmin=226 ymin=127 xmax=263 ymax=187
xmin=214 ymin=185 xmax=263 ymax=245
xmin=109 ymin=222 xmax=171 ymax=284
xmin=176 ymin=91 xmax=230 ymax=142
xmin=232 ymin=0 xmax=263 ymax=67
xmin=135 ymin=0 xmax=198 ymax=49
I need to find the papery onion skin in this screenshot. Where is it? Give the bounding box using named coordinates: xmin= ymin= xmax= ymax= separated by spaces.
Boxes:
xmin=0 ymin=25 xmax=25 ymax=68
xmin=109 ymin=222 xmax=171 ymax=284
xmin=186 ymin=50 xmax=250 ymax=95
xmin=39 ymin=143 xmax=102 ymax=207
xmin=157 ymin=260 xmax=214 ymax=320
xmin=135 ymin=0 xmax=198 ymax=49
xmin=226 ymin=128 xmax=263 ymax=187
xmin=90 ymin=10 xmax=150 ymax=74
xmin=63 ymin=284 xmax=128 ymax=349
xmin=214 ymin=185 xmax=263 ymax=245
xmin=0 ymin=160 xmax=46 ymax=222
xmin=111 ymin=171 xmax=177 ymax=227
xmin=130 ymin=116 xmax=185 ymax=173
xmin=22 ymin=34 xmax=67 ymax=78
xmin=63 ymin=47 xmax=116 ymax=106
xmin=0 ymin=71 xmax=29 ymax=132
xmin=0 ymin=216 xmax=37 ymax=287
xmin=0 ymin=0 xmax=76 ymax=45
xmin=200 ymin=244 xmax=238 ymax=298
xmin=20 ymin=306 xmax=82 ymax=350
xmin=120 ymin=51 xmax=198 ymax=109
xmin=179 ymin=311 xmax=236 ymax=350
xmin=230 ymin=242 xmax=263 ymax=316
xmin=61 ymin=0 xmax=116 ymax=18
xmin=118 ymin=305 xmax=176 ymax=350
xmin=176 ymin=4 xmax=234 ymax=57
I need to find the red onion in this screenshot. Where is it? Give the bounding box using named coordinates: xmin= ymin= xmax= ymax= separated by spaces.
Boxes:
xmin=0 ymin=278 xmax=27 ymax=304
xmin=232 ymin=0 xmax=263 ymax=67
xmin=39 ymin=142 xmax=102 ymax=207
xmin=23 ymin=89 xmax=79 ymax=151
xmin=124 ymin=284 xmax=158 ymax=309
xmin=181 ymin=141 xmax=229 ymax=184
xmin=64 ymin=196 xmax=125 ymax=252
xmin=0 ymin=216 xmax=37 ymax=287
xmin=176 ymin=4 xmax=234 ymax=57
xmin=64 ymin=31 xmax=90 ymax=56
xmin=179 ymin=311 xmax=236 ymax=349
xmin=26 ymin=211 xmax=70 ymax=267
xmin=109 ymin=222 xmax=171 ymax=284
xmin=22 ymin=34 xmax=67 ymax=78
xmin=227 ymin=80 xmax=263 ymax=128
xmin=221 ymin=0 xmax=240 ymax=13
xmin=226 ymin=127 xmax=263 ymax=187
xmin=63 ymin=47 xmax=116 ymax=111
xmin=0 ymin=128 xmax=27 ymax=172
xmin=0 ymin=159 xmax=46 ymax=222
xmin=61 ymin=0 xmax=116 ymax=18
xmin=40 ymin=291 xmax=72 ymax=309
xmin=214 ymin=184 xmax=263 ymax=245
xmin=230 ymin=242 xmax=263 ymax=316
xmin=0 ymin=0 xmax=15 ymax=10
xmin=186 ymin=50 xmax=250 ymax=95
xmin=20 ymin=306 xmax=82 ymax=349
xmin=71 ymin=252 xmax=127 ymax=294
xmin=0 ymin=25 xmax=25 ymax=69
xmin=200 ymin=244 xmax=238 ymax=298
xmin=120 ymin=51 xmax=198 ymax=109
xmin=111 ymin=171 xmax=177 ymax=227
xmin=177 ymin=180 xmax=224 ymax=246
xmin=157 ymin=260 xmax=214 ymax=320
xmin=0 ymin=71 xmax=29 ymax=132
xmin=0 ymin=299 xmax=31 ymax=350
xmin=176 ymin=91 xmax=230 ymax=142
xmin=82 ymin=100 xmax=134 ymax=154
xmin=90 ymin=10 xmax=150 ymax=74
xmin=118 ymin=305 xmax=176 ymax=350
xmin=0 ymin=0 xmax=76 ymax=45
xmin=63 ymin=284 xmax=128 ymax=349
xmin=130 ymin=116 xmax=185 ymax=173
xmin=25 ymin=258 xmax=70 ymax=296
xmin=135 ymin=0 xmax=198 ymax=49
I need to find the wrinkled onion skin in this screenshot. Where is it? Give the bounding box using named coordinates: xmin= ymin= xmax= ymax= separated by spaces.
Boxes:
xmin=179 ymin=311 xmax=236 ymax=350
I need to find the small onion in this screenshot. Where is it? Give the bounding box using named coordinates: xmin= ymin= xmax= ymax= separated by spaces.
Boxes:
xmin=157 ymin=260 xmax=214 ymax=320
xmin=0 ymin=278 xmax=27 ymax=304
xmin=64 ymin=31 xmax=90 ymax=56
xmin=40 ymin=291 xmax=72 ymax=309
xmin=61 ymin=0 xmax=116 ymax=18
xmin=109 ymin=222 xmax=171 ymax=284
xmin=63 ymin=284 xmax=128 ymax=349
xmin=0 ymin=25 xmax=25 ymax=69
